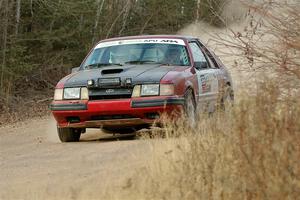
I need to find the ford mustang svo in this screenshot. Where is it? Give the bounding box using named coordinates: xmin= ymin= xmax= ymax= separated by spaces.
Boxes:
xmin=50 ymin=35 xmax=234 ymax=142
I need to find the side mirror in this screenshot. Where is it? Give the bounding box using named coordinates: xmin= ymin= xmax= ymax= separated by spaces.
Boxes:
xmin=71 ymin=67 xmax=80 ymax=73
xmin=194 ymin=61 xmax=208 ymax=70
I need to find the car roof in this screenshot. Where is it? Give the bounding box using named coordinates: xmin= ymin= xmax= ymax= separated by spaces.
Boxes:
xmin=98 ymin=35 xmax=198 ymax=43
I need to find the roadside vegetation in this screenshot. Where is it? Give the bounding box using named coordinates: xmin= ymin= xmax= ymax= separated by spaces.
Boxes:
xmin=103 ymin=1 xmax=300 ymax=199
xmin=106 ymin=81 xmax=299 ymax=200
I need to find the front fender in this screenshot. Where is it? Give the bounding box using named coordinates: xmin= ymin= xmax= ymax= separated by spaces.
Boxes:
xmin=160 ymin=67 xmax=198 ymax=98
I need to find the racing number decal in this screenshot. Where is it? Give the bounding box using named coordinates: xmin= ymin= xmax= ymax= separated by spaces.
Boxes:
xmin=197 ymin=69 xmax=219 ymax=96
xmin=199 ymin=75 xmax=207 ymax=93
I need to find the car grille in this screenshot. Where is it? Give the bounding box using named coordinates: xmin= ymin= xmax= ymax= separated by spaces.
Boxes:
xmin=88 ymin=88 xmax=132 ymax=100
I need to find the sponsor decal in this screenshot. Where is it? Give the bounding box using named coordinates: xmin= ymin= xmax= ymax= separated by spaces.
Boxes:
xmin=95 ymin=38 xmax=186 ymax=49
xmin=143 ymin=39 xmax=179 ymax=44
xmin=200 ymin=75 xmax=210 ymax=93
xmin=200 ymin=74 xmax=217 ymax=93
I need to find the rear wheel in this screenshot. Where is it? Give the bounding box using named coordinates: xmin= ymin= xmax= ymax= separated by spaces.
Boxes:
xmin=184 ymin=89 xmax=196 ymax=127
xmin=221 ymin=85 xmax=234 ymax=110
xmin=57 ymin=128 xmax=81 ymax=142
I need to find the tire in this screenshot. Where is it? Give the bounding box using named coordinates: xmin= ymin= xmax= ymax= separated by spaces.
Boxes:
xmin=57 ymin=127 xmax=81 ymax=142
xmin=221 ymin=85 xmax=234 ymax=110
xmin=184 ymin=89 xmax=196 ymax=127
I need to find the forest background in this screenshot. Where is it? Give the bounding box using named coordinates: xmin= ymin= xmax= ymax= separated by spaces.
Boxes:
xmin=0 ymin=0 xmax=225 ymax=118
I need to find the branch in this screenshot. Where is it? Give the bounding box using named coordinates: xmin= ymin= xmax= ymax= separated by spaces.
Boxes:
xmin=105 ymin=6 xmax=126 ymax=39
xmin=140 ymin=13 xmax=154 ymax=34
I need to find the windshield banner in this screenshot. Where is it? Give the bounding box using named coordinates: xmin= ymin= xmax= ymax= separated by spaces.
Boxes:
xmin=95 ymin=38 xmax=186 ymax=49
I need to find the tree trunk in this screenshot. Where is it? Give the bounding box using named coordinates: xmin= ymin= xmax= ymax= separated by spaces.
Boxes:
xmin=29 ymin=0 xmax=33 ymax=32
xmin=15 ymin=0 xmax=21 ymax=35
xmin=140 ymin=13 xmax=153 ymax=34
xmin=92 ymin=0 xmax=105 ymax=44
xmin=106 ymin=6 xmax=126 ymax=39
xmin=79 ymin=14 xmax=83 ymax=32
xmin=30 ymin=0 xmax=33 ymax=20
xmin=1 ymin=0 xmax=9 ymax=93
xmin=196 ymin=0 xmax=201 ymax=22
xmin=118 ymin=0 xmax=131 ymax=36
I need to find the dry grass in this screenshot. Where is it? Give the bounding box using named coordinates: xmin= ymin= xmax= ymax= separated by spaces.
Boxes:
xmin=103 ymin=1 xmax=300 ymax=199
xmin=101 ymin=80 xmax=299 ymax=200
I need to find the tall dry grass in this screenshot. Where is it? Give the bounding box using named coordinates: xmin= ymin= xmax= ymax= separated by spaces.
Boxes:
xmin=104 ymin=1 xmax=300 ymax=199
xmin=104 ymin=80 xmax=299 ymax=200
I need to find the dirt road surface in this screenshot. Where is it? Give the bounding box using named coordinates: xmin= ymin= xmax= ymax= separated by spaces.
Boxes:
xmin=0 ymin=115 xmax=153 ymax=199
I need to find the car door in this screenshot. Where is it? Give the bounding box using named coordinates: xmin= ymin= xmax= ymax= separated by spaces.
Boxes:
xmin=189 ymin=41 xmax=222 ymax=112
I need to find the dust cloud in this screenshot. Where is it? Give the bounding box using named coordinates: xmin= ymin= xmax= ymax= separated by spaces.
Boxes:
xmin=177 ymin=0 xmax=251 ymax=91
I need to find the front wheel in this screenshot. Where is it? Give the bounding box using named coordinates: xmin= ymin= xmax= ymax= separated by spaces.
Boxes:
xmin=184 ymin=89 xmax=196 ymax=127
xmin=57 ymin=128 xmax=81 ymax=142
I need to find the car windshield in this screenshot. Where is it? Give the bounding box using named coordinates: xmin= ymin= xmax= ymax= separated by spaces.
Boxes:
xmin=81 ymin=39 xmax=190 ymax=69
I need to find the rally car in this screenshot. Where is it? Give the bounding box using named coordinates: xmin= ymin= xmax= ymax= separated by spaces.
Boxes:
xmin=50 ymin=35 xmax=234 ymax=142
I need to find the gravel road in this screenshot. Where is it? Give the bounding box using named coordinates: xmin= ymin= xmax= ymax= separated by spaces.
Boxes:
xmin=0 ymin=115 xmax=152 ymax=199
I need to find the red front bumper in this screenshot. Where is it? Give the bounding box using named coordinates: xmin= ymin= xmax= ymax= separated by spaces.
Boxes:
xmin=50 ymin=96 xmax=184 ymax=128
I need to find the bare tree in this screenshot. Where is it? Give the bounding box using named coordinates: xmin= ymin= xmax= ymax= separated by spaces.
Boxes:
xmin=29 ymin=0 xmax=33 ymax=32
xmin=15 ymin=0 xmax=21 ymax=35
xmin=1 ymin=0 xmax=9 ymax=93
xmin=140 ymin=13 xmax=154 ymax=34
xmin=92 ymin=0 xmax=106 ymax=44
xmin=119 ymin=0 xmax=132 ymax=36
xmin=196 ymin=0 xmax=201 ymax=22
xmin=105 ymin=5 xmax=126 ymax=39
xmin=30 ymin=0 xmax=33 ymax=15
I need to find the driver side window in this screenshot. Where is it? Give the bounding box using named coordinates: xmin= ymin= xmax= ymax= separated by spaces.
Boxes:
xmin=189 ymin=42 xmax=209 ymax=69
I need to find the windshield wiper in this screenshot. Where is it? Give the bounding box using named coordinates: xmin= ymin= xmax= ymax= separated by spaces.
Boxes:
xmin=124 ymin=60 xmax=174 ymax=66
xmin=85 ymin=62 xmax=123 ymax=69
xmin=125 ymin=60 xmax=159 ymax=64
xmin=125 ymin=60 xmax=172 ymax=66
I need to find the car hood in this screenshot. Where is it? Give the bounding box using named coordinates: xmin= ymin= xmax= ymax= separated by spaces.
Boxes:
xmin=63 ymin=64 xmax=183 ymax=87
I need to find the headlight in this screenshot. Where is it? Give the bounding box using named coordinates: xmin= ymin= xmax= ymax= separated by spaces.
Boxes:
xmin=64 ymin=88 xmax=81 ymax=99
xmin=141 ymin=84 xmax=159 ymax=96
xmin=54 ymin=87 xmax=89 ymax=100
xmin=54 ymin=89 xmax=63 ymax=100
xmin=160 ymin=84 xmax=174 ymax=96
xmin=132 ymin=85 xmax=141 ymax=97
xmin=81 ymin=87 xmax=89 ymax=100
xmin=132 ymin=84 xmax=174 ymax=97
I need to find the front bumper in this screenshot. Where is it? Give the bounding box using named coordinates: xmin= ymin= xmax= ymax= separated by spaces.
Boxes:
xmin=50 ymin=96 xmax=184 ymax=128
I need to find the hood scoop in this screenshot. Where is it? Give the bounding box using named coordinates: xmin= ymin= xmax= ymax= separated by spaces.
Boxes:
xmin=101 ymin=68 xmax=123 ymax=75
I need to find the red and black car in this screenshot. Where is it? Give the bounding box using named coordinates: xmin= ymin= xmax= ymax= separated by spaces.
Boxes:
xmin=50 ymin=35 xmax=234 ymax=142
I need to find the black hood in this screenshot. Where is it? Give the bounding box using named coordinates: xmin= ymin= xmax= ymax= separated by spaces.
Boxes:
xmin=63 ymin=64 xmax=178 ymax=87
